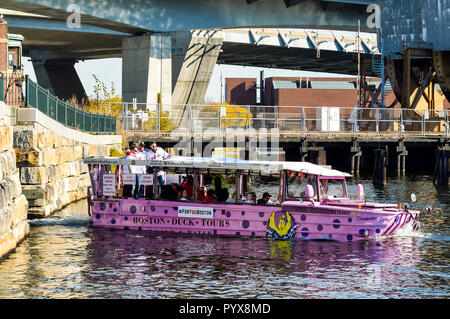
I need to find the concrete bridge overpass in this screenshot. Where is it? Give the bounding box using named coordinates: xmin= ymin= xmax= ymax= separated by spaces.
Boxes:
xmin=1 ymin=0 xmax=450 ymax=109
xmin=3 ymin=7 xmax=379 ymax=108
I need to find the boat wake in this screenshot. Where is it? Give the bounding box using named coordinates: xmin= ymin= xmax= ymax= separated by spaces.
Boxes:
xmin=28 ymin=216 xmax=92 ymax=227
xmin=378 ymin=222 xmax=431 ymax=241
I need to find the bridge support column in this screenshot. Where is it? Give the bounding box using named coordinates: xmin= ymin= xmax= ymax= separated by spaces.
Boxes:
xmin=31 ymin=51 xmax=86 ymax=101
xmin=434 ymin=142 xmax=449 ymax=186
xmin=373 ymin=146 xmax=388 ymax=186
xmin=122 ymin=34 xmax=172 ymax=109
xmin=171 ymin=30 xmax=223 ymax=124
xmin=396 ymin=140 xmax=408 ymax=176
xmin=350 ymin=139 xmax=362 ymax=176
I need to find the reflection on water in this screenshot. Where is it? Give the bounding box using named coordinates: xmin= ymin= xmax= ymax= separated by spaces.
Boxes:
xmin=0 ymin=175 xmax=448 ymax=298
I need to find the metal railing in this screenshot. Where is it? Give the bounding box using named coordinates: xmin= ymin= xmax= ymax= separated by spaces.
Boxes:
xmin=115 ymin=102 xmax=450 ymax=138
xmin=0 ymin=75 xmax=3 ymax=102
xmin=25 ymin=76 xmax=116 ymax=134
xmin=1 ymin=74 xmax=25 ymax=107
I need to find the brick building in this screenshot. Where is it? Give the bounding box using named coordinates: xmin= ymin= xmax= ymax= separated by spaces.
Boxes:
xmin=0 ymin=18 xmax=24 ymax=106
xmin=226 ymin=76 xmax=450 ymax=109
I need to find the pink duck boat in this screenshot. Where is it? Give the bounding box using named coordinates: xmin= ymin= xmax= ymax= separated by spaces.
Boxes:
xmin=83 ymin=156 xmax=420 ymax=242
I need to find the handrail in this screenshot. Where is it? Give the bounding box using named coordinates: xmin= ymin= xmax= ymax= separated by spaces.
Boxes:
xmin=24 ymin=75 xmax=116 ymax=134
xmin=115 ymin=102 xmax=450 ymax=138
xmin=0 ymin=72 xmax=4 ymax=102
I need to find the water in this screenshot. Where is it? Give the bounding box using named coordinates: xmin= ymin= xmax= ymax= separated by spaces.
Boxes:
xmin=0 ymin=174 xmax=448 ymax=299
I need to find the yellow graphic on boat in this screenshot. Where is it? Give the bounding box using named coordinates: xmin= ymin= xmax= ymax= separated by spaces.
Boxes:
xmin=268 ymin=211 xmax=296 ymax=238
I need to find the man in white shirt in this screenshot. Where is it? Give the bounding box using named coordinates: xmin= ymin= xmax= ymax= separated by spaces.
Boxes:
xmin=147 ymin=141 xmax=170 ymax=186
xmin=134 ymin=143 xmax=147 ymax=198
xmin=123 ymin=148 xmax=136 ymax=198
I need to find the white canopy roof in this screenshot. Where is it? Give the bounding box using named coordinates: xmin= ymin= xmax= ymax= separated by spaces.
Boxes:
xmin=84 ymin=156 xmax=351 ymax=177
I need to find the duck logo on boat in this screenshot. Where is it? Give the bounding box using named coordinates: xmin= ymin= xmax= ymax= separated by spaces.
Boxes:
xmin=266 ymin=211 xmax=298 ymax=239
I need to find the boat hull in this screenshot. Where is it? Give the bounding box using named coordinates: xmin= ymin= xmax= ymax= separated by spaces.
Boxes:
xmin=90 ymin=199 xmax=420 ymax=242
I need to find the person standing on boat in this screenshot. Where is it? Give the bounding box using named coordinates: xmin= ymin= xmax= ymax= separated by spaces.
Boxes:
xmin=212 ymin=174 xmax=229 ymax=203
xmin=147 ymin=141 xmax=170 ymax=186
xmin=123 ymin=148 xmax=136 ymax=198
xmin=134 ymin=144 xmax=146 ymax=199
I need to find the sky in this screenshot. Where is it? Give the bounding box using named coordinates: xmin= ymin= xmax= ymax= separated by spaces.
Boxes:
xmin=21 ymin=57 xmax=351 ymax=102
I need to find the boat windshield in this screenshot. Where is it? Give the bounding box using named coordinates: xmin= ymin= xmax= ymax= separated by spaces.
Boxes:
xmin=286 ymin=172 xmax=318 ymax=200
xmin=318 ymin=178 xmax=348 ymax=200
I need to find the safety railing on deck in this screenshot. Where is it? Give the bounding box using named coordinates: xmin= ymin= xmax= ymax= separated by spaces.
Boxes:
xmin=115 ymin=102 xmax=450 ymax=138
xmin=25 ymin=76 xmax=116 ymax=134
xmin=0 ymin=75 xmax=3 ymax=102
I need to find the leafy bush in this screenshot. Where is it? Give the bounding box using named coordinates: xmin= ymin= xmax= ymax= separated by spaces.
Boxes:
xmin=110 ymin=147 xmax=124 ymax=157
xmin=142 ymin=110 xmax=176 ymax=132
xmin=201 ymin=102 xmax=252 ymax=128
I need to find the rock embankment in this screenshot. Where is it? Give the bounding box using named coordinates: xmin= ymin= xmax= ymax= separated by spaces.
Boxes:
xmin=0 ymin=106 xmax=29 ymax=259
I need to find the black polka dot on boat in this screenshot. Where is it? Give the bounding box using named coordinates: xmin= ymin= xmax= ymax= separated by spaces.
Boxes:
xmin=226 ymin=212 xmax=231 ymax=218
xmin=259 ymin=212 xmax=264 ymax=217
xmin=347 ymin=234 xmax=353 ymax=241
xmin=213 ymin=230 xmax=217 ymax=235
xmin=263 ymin=221 xmax=267 ymax=226
xmin=164 ymin=209 xmax=168 ymax=214
xmin=332 ymin=219 xmax=341 ymax=229
xmin=251 ymin=232 xmax=255 ymax=237
xmin=111 ymin=218 xmax=116 ymax=224
xmin=301 ymin=214 xmax=306 ymax=221
xmin=124 ymin=226 xmax=129 ymax=230
xmin=317 ymin=224 xmax=323 ymax=231
xmin=130 ymin=205 xmax=137 ymax=214
xmin=124 ymin=216 xmax=128 ymax=221
xmin=241 ymin=211 xmax=245 ymax=216
xmin=301 ymin=227 xmax=309 ymax=237
xmin=95 ymin=214 xmax=101 ymax=219
xmin=348 ymin=217 xmax=352 ymax=223
xmin=100 ymin=203 xmax=106 ymax=211
xmin=242 ymin=220 xmax=250 ymax=229
xmin=235 ymin=232 xmax=241 ymax=236
xmin=113 ymin=208 xmax=117 ymax=213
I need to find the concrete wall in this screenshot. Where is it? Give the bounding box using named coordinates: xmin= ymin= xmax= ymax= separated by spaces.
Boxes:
xmin=0 ymin=101 xmax=29 ymax=259
xmin=13 ymin=107 xmax=122 ymax=218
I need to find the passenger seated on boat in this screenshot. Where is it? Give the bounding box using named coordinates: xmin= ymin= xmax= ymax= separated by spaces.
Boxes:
xmin=205 ymin=189 xmax=215 ymax=202
xmin=226 ymin=192 xmax=237 ymax=203
xmin=257 ymin=192 xmax=272 ymax=205
xmin=320 ymin=179 xmax=327 ymax=199
xmin=274 ymin=195 xmax=282 ymax=205
xmin=242 ymin=193 xmax=255 ymax=204
xmin=197 ymin=186 xmax=214 ymax=202
xmin=160 ymin=184 xmax=183 ymax=201
xmin=181 ymin=175 xmax=194 ymax=200
xmin=180 ymin=190 xmax=190 ymax=201
xmin=213 ymin=175 xmax=229 ymax=203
